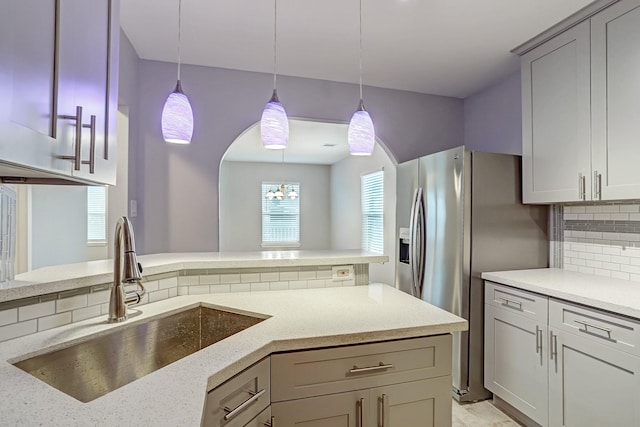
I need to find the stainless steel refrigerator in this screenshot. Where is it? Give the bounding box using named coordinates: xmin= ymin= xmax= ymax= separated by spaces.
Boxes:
xmin=395 ymin=146 xmax=548 ymax=402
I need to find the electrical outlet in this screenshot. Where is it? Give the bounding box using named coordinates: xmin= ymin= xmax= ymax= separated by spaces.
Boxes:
xmin=332 ymin=265 xmax=354 ymax=281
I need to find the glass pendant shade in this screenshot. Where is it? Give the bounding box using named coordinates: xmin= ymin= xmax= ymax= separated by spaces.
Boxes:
xmin=261 ymin=90 xmax=289 ymax=149
xmin=348 ymin=100 xmax=375 ymax=156
xmin=162 ymin=80 xmax=194 ymax=144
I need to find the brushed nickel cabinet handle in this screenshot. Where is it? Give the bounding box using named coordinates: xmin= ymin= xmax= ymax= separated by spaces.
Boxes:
xmin=578 ymin=173 xmax=587 ymax=200
xmin=594 ymin=171 xmax=602 ymax=200
xmin=535 ymin=326 xmax=542 ymax=354
xmin=264 ymin=416 xmax=274 ymax=427
xmin=550 ymin=332 xmax=558 ymax=360
xmin=349 ymin=363 xmax=394 ymax=374
xmin=574 ymin=319 xmax=613 ymax=339
xmin=223 ymin=388 xmax=265 ymax=421
xmin=358 ymin=398 xmax=364 ymax=427
xmin=81 ymin=115 xmax=96 ymax=174
xmin=379 ymin=394 xmax=388 ymax=427
xmin=498 ymin=296 xmax=523 ymax=310
xmin=59 ymin=105 xmax=83 ymax=171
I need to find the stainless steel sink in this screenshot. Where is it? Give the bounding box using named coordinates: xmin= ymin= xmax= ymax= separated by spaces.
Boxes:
xmin=13 ymin=305 xmax=265 ymax=402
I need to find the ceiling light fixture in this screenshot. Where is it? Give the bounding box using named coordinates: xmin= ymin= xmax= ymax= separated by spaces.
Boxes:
xmin=348 ymin=0 xmax=375 ymax=156
xmin=161 ymin=0 xmax=194 ymax=144
xmin=261 ymin=0 xmax=289 ymax=150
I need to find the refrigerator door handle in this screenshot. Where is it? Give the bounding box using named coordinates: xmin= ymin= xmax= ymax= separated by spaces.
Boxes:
xmin=408 ymin=188 xmax=421 ymax=297
xmin=416 ymin=189 xmax=426 ymax=297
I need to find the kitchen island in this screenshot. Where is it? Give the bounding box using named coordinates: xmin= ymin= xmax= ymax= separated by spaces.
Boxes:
xmin=0 ymin=283 xmax=466 ymax=426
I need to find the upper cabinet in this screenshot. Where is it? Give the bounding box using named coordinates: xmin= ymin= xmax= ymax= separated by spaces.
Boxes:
xmin=519 ymin=0 xmax=640 ymax=203
xmin=0 ymin=0 xmax=119 ymax=185
xmin=591 ymin=0 xmax=640 ymax=200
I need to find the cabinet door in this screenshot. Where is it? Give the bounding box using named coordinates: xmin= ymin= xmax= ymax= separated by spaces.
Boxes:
xmin=521 ymin=20 xmax=591 ymax=203
xmin=0 ymin=1 xmax=72 ymax=176
xmin=549 ymin=329 xmax=640 ymax=427
xmin=484 ymin=305 xmax=548 ymax=426
xmin=591 ymin=0 xmax=640 ymax=200
xmin=370 ymin=376 xmax=452 ymax=427
xmin=57 ymin=0 xmax=117 ymax=184
xmin=271 ymin=390 xmax=369 ymax=427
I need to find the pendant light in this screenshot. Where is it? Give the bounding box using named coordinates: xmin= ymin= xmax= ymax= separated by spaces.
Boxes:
xmin=161 ymin=0 xmax=194 ymax=144
xmin=348 ymin=0 xmax=375 ymax=156
xmin=261 ymin=0 xmax=289 ymax=149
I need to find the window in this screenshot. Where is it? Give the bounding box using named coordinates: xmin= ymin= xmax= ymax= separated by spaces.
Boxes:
xmin=361 ymin=170 xmax=384 ymax=254
xmin=87 ymin=186 xmax=107 ymax=243
xmin=261 ymin=182 xmax=300 ymax=246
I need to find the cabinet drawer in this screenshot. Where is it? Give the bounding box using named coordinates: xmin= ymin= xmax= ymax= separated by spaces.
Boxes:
xmin=485 ymin=281 xmax=548 ymax=322
xmin=550 ymin=299 xmax=640 ymax=357
xmin=271 ymin=335 xmax=451 ymax=402
xmin=202 ymin=357 xmax=270 ymax=427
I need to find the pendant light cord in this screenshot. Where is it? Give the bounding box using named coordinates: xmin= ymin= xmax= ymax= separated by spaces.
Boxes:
xmin=358 ymin=0 xmax=363 ymax=101
xmin=273 ymin=0 xmax=278 ymax=91
xmin=177 ymin=0 xmax=182 ymax=81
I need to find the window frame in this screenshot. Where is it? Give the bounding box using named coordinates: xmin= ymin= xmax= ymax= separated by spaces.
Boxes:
xmin=87 ymin=185 xmax=107 ymax=246
xmin=361 ymin=169 xmax=384 ymax=254
xmin=261 ymin=181 xmax=301 ymax=248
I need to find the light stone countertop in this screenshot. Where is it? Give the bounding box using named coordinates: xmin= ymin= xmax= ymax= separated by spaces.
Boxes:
xmin=0 ymin=250 xmax=388 ymax=303
xmin=0 ymin=283 xmax=466 ymax=426
xmin=482 ymin=268 xmax=640 ymax=319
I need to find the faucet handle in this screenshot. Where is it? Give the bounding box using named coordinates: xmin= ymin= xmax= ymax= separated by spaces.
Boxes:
xmin=137 ymin=262 xmax=143 ymax=273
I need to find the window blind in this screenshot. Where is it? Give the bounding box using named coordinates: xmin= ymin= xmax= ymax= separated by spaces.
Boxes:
xmin=262 ymin=183 xmax=300 ymax=245
xmin=361 ymin=170 xmax=384 ymax=254
xmin=87 ymin=186 xmax=107 ymax=242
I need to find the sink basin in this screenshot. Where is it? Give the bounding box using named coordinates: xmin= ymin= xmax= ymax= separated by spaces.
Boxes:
xmin=13 ymin=305 xmax=265 ymax=402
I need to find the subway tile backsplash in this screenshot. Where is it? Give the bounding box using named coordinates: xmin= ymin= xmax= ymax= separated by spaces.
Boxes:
xmin=0 ymin=263 xmax=369 ymax=343
xmin=562 ymin=202 xmax=640 ymax=281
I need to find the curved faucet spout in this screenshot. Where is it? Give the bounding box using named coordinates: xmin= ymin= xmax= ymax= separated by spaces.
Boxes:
xmin=108 ymin=217 xmax=145 ymax=323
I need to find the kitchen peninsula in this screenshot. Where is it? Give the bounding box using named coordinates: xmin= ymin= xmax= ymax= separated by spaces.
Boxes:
xmin=0 ymin=284 xmax=466 ymax=426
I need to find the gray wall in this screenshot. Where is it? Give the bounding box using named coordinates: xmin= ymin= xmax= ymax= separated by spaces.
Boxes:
xmin=118 ymin=30 xmax=141 ymax=243
xmin=463 ymin=71 xmax=522 ymax=155
xmin=219 ymin=161 xmax=331 ymax=251
xmin=330 ymin=144 xmax=396 ymax=285
xmin=134 ymin=59 xmax=464 ymax=254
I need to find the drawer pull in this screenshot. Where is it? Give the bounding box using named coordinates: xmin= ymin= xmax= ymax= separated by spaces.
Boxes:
xmin=223 ymin=388 xmax=266 ymax=421
xmin=498 ymin=296 xmax=523 ymax=310
xmin=574 ymin=319 xmax=613 ymax=339
xmin=349 ymin=362 xmax=394 ymax=374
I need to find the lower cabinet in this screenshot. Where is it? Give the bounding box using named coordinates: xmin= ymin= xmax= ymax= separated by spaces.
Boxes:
xmin=548 ymin=300 xmax=640 ymax=427
xmin=485 ymin=280 xmax=640 ymax=427
xmin=203 ymin=335 xmax=453 ymax=427
xmin=271 ymin=377 xmax=451 ymax=427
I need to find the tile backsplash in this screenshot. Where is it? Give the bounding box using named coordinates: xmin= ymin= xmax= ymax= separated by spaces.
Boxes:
xmin=561 ymin=202 xmax=640 ymax=281
xmin=0 ymin=264 xmax=369 ymax=343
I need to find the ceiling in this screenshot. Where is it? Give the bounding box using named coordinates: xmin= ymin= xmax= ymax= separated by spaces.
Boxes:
xmin=121 ymin=0 xmax=594 ymax=164
xmin=224 ymin=119 xmax=350 ymax=165
xmin=120 ymin=0 xmax=594 ymax=99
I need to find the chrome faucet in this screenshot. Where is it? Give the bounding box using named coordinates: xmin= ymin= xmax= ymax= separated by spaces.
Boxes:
xmin=108 ymin=217 xmax=145 ymax=323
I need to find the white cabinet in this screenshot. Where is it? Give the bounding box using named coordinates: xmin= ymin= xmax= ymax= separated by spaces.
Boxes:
xmin=271 ymin=335 xmax=453 ymax=427
xmin=56 ymin=0 xmax=119 ymax=185
xmin=521 ymin=21 xmax=591 ymax=204
xmin=0 ymin=1 xmax=67 ymax=176
xmin=271 ymin=377 xmax=451 ymax=427
xmin=548 ymin=299 xmax=640 ymax=427
xmin=0 ymin=0 xmax=118 ymax=185
xmin=485 ymin=280 xmax=640 ymax=427
xmin=520 ymin=0 xmax=640 ymax=203
xmin=591 ymin=0 xmax=640 ymax=200
xmin=484 ymin=283 xmax=548 ymax=425
xmin=202 ymin=358 xmax=271 ymax=427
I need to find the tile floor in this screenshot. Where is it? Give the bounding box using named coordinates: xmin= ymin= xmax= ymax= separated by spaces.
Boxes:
xmin=452 ymin=399 xmax=521 ymax=426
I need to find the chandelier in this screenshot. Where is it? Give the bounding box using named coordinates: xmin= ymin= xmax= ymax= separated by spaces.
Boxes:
xmin=265 ymin=184 xmax=298 ymax=200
